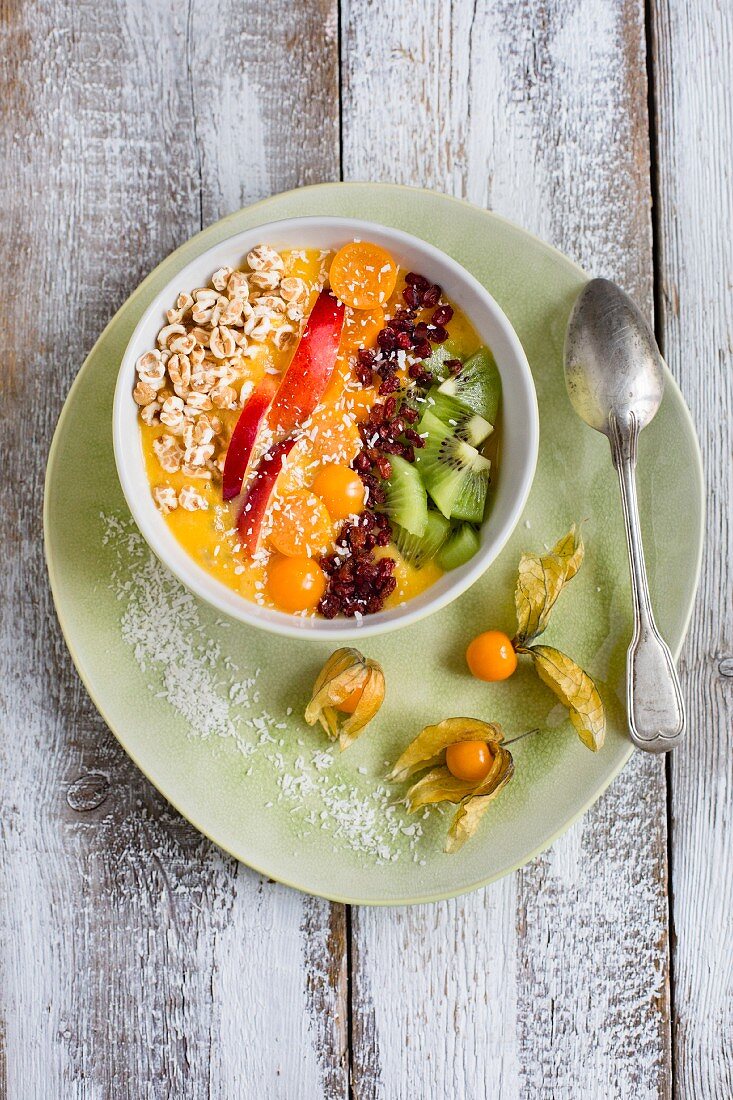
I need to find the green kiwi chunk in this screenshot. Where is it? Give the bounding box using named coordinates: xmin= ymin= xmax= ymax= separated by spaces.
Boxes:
xmin=419 ymin=342 xmax=460 ymax=380
xmin=394 ymin=510 xmax=451 ymax=569
xmin=416 ymin=411 xmax=491 ymax=523
xmin=383 ymin=454 xmax=428 ymax=536
xmin=418 ymin=387 xmax=492 ymax=447
xmin=438 ymin=347 xmax=501 ymax=423
xmin=438 ymin=524 xmax=481 ymax=570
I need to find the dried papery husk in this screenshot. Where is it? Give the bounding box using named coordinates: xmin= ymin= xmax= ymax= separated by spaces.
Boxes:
xmin=403 ymin=767 xmax=479 ymax=811
xmin=388 ymin=717 xmax=505 ymax=783
xmin=304 ymin=647 xmax=385 ymax=750
xmin=514 ymin=525 xmax=584 ymax=645
xmin=445 ymin=746 xmax=515 ymax=853
xmin=524 ymin=644 xmax=606 ymax=751
xmin=399 ymin=742 xmax=515 ymax=852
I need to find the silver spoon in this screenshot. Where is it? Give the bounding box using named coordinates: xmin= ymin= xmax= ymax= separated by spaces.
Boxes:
xmin=564 ymin=278 xmax=685 ymax=753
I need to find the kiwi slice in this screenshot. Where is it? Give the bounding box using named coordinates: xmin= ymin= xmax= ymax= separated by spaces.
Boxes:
xmin=418 ymin=387 xmax=492 ymax=447
xmin=419 ymin=342 xmax=458 ymax=380
xmin=416 ymin=411 xmax=491 ymax=523
xmin=383 ymin=454 xmax=428 ymax=536
xmin=394 ymin=510 xmax=451 ymax=569
xmin=438 ymin=347 xmax=501 ymax=423
xmin=438 ymin=524 xmax=481 ymax=570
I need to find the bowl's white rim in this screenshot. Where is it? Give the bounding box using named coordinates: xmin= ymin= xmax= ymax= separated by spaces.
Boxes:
xmin=113 ymin=215 xmax=539 ymax=640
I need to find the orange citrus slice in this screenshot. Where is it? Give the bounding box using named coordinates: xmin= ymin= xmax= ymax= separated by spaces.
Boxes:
xmin=309 ymin=413 xmax=362 ymax=466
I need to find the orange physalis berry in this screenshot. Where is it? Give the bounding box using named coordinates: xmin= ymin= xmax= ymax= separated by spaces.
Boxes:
xmin=312 ymin=464 xmax=365 ymax=522
xmin=445 ymin=740 xmax=494 ymax=783
xmin=266 ymin=555 xmax=326 ymax=612
xmin=465 ymin=630 xmax=518 ymax=682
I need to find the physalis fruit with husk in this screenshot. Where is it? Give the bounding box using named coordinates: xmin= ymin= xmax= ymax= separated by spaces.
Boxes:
xmin=305 ymin=647 xmax=385 ymax=750
xmin=388 ymin=718 xmax=514 ymax=853
xmin=512 ymin=525 xmax=606 ymax=751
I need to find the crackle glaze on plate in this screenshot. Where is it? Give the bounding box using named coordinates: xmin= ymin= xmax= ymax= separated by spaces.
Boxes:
xmin=44 ymin=184 xmax=703 ymax=905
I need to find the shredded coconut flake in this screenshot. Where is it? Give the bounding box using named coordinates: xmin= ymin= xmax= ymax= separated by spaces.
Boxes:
xmin=101 ymin=513 xmax=424 ymax=864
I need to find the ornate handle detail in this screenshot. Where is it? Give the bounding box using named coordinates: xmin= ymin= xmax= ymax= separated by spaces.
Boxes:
xmin=609 ymin=412 xmax=686 ymax=752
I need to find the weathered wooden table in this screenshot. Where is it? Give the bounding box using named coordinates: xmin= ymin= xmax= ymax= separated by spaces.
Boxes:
xmin=2 ymin=1 xmax=730 ymax=1095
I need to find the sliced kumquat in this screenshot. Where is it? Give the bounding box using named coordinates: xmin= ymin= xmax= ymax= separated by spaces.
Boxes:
xmin=308 ymin=413 xmax=363 ymax=467
xmin=268 ymin=489 xmax=333 ymax=557
xmin=329 ymin=241 xmax=399 ymax=309
xmin=312 ymin=464 xmax=365 ymax=521
xmin=266 ymin=555 xmax=327 ymax=613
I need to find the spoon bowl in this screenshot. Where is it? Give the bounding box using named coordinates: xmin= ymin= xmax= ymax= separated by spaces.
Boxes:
xmin=564 ymin=277 xmax=665 ymax=436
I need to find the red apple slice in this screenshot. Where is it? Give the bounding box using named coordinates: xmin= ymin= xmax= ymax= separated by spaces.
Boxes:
xmin=222 ymin=387 xmax=272 ymax=501
xmin=237 ymin=438 xmax=296 ymax=555
xmin=268 ymin=290 xmax=345 ymax=438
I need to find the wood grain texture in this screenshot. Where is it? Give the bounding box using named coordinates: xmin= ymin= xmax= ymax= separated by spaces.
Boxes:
xmin=341 ymin=1 xmax=672 ymax=1096
xmin=2 ymin=0 xmax=729 ymax=1094
xmin=0 ymin=1 xmax=346 ymax=1097
xmin=651 ymin=2 xmax=733 ymax=1096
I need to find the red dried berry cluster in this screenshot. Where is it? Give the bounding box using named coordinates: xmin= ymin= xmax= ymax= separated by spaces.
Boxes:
xmin=353 ymin=271 xmax=455 ymax=394
xmin=355 ymin=393 xmax=425 ymax=481
xmin=318 ymin=390 xmax=432 ymax=617
xmin=318 ymin=512 xmax=396 ymax=619
xmin=318 ymin=270 xmax=461 ymax=620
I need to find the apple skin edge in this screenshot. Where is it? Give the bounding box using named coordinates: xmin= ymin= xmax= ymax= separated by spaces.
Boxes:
xmin=221 ymin=389 xmax=272 ymax=501
xmin=267 ymin=290 xmax=345 ymax=438
xmin=237 ymin=438 xmax=296 ymax=555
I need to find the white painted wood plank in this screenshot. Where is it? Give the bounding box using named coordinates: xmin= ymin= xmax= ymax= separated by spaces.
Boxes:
xmin=0 ymin=1 xmax=346 ymax=1096
xmin=651 ymin=2 xmax=733 ymax=1095
xmin=341 ymin=1 xmax=672 ymax=1096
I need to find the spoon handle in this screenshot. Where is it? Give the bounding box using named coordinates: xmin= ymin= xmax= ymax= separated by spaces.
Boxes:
xmin=610 ymin=413 xmax=686 ymax=752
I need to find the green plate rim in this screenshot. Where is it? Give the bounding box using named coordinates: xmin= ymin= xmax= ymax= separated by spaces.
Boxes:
xmin=44 ymin=182 xmax=705 ymax=905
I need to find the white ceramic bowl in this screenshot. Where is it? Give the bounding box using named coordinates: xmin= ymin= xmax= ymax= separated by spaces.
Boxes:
xmin=114 ymin=216 xmax=539 ymax=640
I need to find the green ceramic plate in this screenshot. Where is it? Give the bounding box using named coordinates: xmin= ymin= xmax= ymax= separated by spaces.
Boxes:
xmin=44 ymin=184 xmax=703 ymax=905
